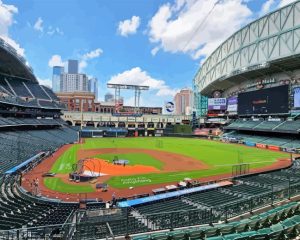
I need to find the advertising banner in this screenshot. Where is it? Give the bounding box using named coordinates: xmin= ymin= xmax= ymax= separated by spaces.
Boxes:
xmin=119 ymin=117 xmax=127 ymax=121
xmin=282 ymin=148 xmax=296 ymax=153
xmin=268 ymin=145 xmax=280 ymax=151
xmin=152 ymin=118 xmax=159 ymax=122
xmin=117 ymin=181 xmax=232 ymax=208
xmin=208 ymin=98 xmax=227 ymax=110
xmin=127 ymin=117 xmax=136 ymax=122
xmin=256 ymin=143 xmax=267 ymax=149
xmin=110 ymin=116 xmax=118 ymax=122
xmin=244 ymin=141 xmax=256 ymax=147
xmin=227 ymin=96 xmax=238 ymax=112
xmin=294 ymin=87 xmax=300 ymax=108
xmin=175 ymin=118 xmax=181 ymax=123
xmin=165 ymin=101 xmax=175 ymax=113
xmin=101 ymin=116 xmax=110 ymax=121
xmin=135 ymin=117 xmax=143 ymax=122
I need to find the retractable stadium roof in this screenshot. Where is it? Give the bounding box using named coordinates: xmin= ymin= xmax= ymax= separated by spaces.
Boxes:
xmin=0 ymin=38 xmax=37 ymax=83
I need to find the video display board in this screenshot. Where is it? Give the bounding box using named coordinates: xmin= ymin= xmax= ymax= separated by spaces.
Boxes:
xmin=208 ymin=98 xmax=227 ymax=110
xmin=238 ymin=85 xmax=289 ymax=115
xmin=227 ymin=96 xmax=238 ymax=112
xmin=294 ymin=87 xmax=300 ymax=108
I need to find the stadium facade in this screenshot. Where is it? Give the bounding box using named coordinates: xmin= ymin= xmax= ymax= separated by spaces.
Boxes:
xmin=194 ymin=0 xmax=300 ymax=117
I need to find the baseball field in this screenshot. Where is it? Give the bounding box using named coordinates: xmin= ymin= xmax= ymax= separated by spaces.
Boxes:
xmin=41 ymin=137 xmax=289 ymax=195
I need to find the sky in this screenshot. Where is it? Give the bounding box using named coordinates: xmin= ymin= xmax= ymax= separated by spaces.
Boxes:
xmin=0 ymin=0 xmax=296 ymax=107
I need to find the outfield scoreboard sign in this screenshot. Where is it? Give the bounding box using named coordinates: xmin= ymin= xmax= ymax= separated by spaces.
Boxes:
xmin=165 ymin=101 xmax=175 ymax=113
xmin=208 ymin=98 xmax=227 ymax=110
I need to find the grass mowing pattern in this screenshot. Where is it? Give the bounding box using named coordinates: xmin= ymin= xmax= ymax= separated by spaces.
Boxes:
xmin=51 ymin=145 xmax=80 ymax=174
xmin=48 ymin=137 xmax=288 ymax=191
xmin=44 ymin=177 xmax=95 ymax=193
xmin=92 ymin=153 xmax=164 ymax=170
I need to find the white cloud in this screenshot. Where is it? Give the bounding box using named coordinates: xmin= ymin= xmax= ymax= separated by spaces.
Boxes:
xmin=151 ymin=46 xmax=160 ymax=56
xmin=0 ymin=0 xmax=25 ymax=56
xmin=47 ymin=26 xmax=64 ymax=36
xmin=148 ymin=0 xmax=252 ymax=60
xmin=260 ymin=0 xmax=275 ymax=15
xmin=108 ymin=67 xmax=178 ymax=97
xmin=118 ymin=16 xmax=141 ymax=37
xmin=0 ymin=35 xmax=25 ymax=56
xmin=82 ymin=48 xmax=103 ymax=59
xmin=33 ymin=17 xmax=43 ymax=32
xmin=279 ymin=0 xmax=296 ymax=7
xmin=37 ymin=77 xmax=52 ymax=88
xmin=79 ymin=48 xmax=103 ymax=71
xmin=48 ymin=49 xmax=103 ymax=72
xmin=48 ymin=54 xmax=65 ymax=67
xmin=0 ymin=0 xmax=17 ymax=35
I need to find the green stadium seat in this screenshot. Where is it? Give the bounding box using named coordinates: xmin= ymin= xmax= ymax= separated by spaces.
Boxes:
xmin=185 ymin=228 xmax=205 ymax=240
xmin=168 ymin=230 xmax=186 ymax=240
xmin=149 ymin=232 xmax=169 ymax=240
xmin=223 ymin=233 xmax=241 ymax=240
xmin=207 ymin=236 xmax=224 ymax=240
xmin=257 ymin=228 xmax=272 ymax=235
xmin=240 ymin=230 xmax=257 ymax=237
xmin=291 ymin=215 xmax=300 ymax=224
xmin=205 ymin=227 xmax=220 ymax=238
xmin=281 ymin=219 xmax=295 ymax=228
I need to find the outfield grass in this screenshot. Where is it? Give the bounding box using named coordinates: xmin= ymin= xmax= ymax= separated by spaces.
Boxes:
xmin=46 ymin=137 xmax=289 ymax=191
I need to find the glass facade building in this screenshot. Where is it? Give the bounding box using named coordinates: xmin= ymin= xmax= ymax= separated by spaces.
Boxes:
xmin=88 ymin=78 xmax=98 ymax=100
xmin=68 ymin=60 xmax=78 ymax=74
xmin=52 ymin=66 xmax=64 ymax=92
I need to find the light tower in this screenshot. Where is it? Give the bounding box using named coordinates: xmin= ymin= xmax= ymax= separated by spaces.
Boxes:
xmin=107 ymin=83 xmax=149 ymax=113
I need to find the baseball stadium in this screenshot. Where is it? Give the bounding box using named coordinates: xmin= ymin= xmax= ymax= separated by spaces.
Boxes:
xmin=1 ymin=1 xmax=300 ymax=240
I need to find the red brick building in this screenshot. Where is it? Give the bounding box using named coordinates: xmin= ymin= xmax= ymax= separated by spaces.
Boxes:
xmin=57 ymin=92 xmax=95 ymax=112
xmin=57 ymin=92 xmax=162 ymax=114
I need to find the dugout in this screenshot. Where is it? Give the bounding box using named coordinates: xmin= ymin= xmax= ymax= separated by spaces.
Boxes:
xmin=104 ymin=128 xmax=128 ymax=137
xmin=137 ymin=123 xmax=145 ymax=136
xmin=80 ymin=129 xmax=103 ymax=138
xmin=127 ymin=124 xmax=136 ymax=137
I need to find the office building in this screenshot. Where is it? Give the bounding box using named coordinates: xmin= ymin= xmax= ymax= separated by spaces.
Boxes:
xmin=68 ymin=60 xmax=78 ymax=74
xmin=88 ymin=78 xmax=98 ymax=100
xmin=174 ymin=88 xmax=193 ymax=115
xmin=104 ymin=92 xmax=114 ymax=102
xmin=57 ymin=92 xmax=95 ymax=112
xmin=52 ymin=66 xmax=64 ymax=92
xmin=60 ymin=73 xmax=88 ymax=92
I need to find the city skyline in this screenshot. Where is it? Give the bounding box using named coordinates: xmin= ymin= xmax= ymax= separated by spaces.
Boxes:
xmin=0 ymin=0 xmax=295 ymax=106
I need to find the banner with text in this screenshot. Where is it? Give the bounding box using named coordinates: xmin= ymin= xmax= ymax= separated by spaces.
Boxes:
xmin=227 ymin=96 xmax=238 ymax=112
xmin=208 ymin=98 xmax=227 ymax=110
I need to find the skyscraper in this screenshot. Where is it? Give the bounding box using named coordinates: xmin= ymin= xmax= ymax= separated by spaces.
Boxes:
xmin=88 ymin=78 xmax=98 ymax=100
xmin=104 ymin=92 xmax=114 ymax=102
xmin=68 ymin=60 xmax=78 ymax=74
xmin=174 ymin=88 xmax=193 ymax=115
xmin=60 ymin=73 xmax=88 ymax=92
xmin=52 ymin=66 xmax=64 ymax=92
